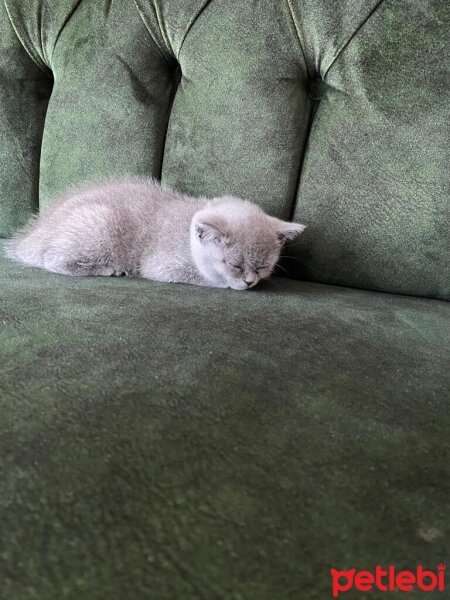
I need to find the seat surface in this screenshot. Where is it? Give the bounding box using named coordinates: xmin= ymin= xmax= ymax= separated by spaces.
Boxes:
xmin=1 ymin=243 xmax=449 ymax=599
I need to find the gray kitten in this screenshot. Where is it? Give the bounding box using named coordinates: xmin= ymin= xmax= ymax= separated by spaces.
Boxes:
xmin=6 ymin=179 xmax=305 ymax=290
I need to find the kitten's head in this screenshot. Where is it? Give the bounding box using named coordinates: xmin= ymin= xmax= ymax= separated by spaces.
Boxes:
xmin=190 ymin=197 xmax=305 ymax=290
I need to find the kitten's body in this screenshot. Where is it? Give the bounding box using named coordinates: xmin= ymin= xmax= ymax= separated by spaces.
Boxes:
xmin=7 ymin=179 xmax=305 ymax=290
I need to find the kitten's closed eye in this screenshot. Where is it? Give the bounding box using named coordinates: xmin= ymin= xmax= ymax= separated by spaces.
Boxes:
xmin=229 ymin=263 xmax=243 ymax=272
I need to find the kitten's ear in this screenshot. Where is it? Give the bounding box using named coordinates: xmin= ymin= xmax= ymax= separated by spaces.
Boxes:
xmin=195 ymin=221 xmax=229 ymax=245
xmin=275 ymin=220 xmax=306 ymax=243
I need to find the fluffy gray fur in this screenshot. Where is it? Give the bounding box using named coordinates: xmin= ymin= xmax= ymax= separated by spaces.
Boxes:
xmin=6 ymin=179 xmax=305 ymax=290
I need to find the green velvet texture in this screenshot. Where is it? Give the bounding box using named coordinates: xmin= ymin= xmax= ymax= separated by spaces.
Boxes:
xmin=2 ymin=0 xmax=178 ymax=207
xmin=1 ymin=3 xmax=449 ymax=594
xmin=38 ymin=0 xmax=178 ymax=206
xmin=157 ymin=0 xmax=311 ymax=217
xmin=134 ymin=0 xmax=311 ymax=213
xmin=0 ymin=1 xmax=52 ymax=235
xmin=0 ymin=0 xmax=448 ymax=297
xmin=289 ymin=0 xmax=450 ymax=300
xmin=287 ymin=0 xmax=384 ymax=77
xmin=1 ymin=243 xmax=449 ymax=598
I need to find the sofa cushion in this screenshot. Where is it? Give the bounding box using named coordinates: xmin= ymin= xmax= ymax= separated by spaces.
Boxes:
xmin=1 ymin=242 xmax=449 ymax=598
xmin=0 ymin=0 xmax=52 ymax=235
xmin=147 ymin=0 xmax=311 ymax=216
xmin=1 ymin=0 xmax=178 ymax=216
xmin=289 ymin=0 xmax=450 ymax=300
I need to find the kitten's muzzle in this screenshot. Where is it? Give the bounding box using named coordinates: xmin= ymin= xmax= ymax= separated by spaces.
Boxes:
xmin=242 ymin=279 xmax=259 ymax=289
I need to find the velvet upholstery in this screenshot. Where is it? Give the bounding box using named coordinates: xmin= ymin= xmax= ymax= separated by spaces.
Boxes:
xmin=1 ymin=1 xmax=449 ymax=597
xmin=1 ymin=243 xmax=449 ymax=598
xmin=289 ymin=0 xmax=450 ymax=300
xmin=0 ymin=0 xmax=52 ymax=235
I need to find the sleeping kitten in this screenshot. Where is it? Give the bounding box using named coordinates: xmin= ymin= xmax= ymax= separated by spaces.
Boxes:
xmin=6 ymin=179 xmax=305 ymax=290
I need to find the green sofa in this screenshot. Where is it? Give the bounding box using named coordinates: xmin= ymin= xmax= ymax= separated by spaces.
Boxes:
xmin=1 ymin=1 xmax=449 ymax=598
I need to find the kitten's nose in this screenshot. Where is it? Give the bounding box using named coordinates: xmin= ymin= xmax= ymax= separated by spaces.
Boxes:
xmin=244 ymin=279 xmax=254 ymax=287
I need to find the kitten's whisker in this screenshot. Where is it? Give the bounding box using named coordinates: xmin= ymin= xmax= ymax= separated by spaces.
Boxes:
xmin=264 ymin=277 xmax=282 ymax=290
xmin=274 ymin=263 xmax=289 ymax=275
xmin=281 ymin=255 xmax=302 ymax=263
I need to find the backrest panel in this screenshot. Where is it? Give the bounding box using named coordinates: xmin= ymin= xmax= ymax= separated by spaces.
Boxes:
xmin=38 ymin=0 xmax=178 ymax=207
xmin=0 ymin=1 xmax=52 ymax=236
xmin=289 ymin=0 xmax=450 ymax=299
xmin=160 ymin=0 xmax=310 ymax=217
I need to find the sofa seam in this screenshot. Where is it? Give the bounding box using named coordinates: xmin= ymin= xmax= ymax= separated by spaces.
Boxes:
xmin=176 ymin=0 xmax=214 ymax=60
xmin=50 ymin=0 xmax=84 ymax=68
xmin=285 ymin=0 xmax=311 ymax=79
xmin=287 ymin=96 xmax=316 ymax=223
xmin=153 ymin=0 xmax=172 ymax=56
xmin=3 ymin=0 xmax=51 ymax=75
xmin=132 ymin=0 xmax=175 ymax=67
xmin=323 ymin=0 xmax=386 ymax=80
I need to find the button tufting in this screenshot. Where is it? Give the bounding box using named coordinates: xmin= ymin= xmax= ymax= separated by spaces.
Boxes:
xmin=308 ymin=78 xmax=327 ymax=101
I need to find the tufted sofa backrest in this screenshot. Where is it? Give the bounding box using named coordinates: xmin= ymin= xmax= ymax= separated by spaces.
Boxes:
xmin=1 ymin=0 xmax=448 ymax=299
